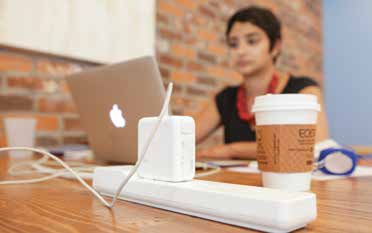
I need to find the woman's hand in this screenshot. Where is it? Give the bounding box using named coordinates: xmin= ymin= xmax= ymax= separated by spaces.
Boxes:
xmin=197 ymin=144 xmax=232 ymax=159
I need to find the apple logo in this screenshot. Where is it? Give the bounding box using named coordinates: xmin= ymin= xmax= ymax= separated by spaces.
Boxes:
xmin=109 ymin=104 xmax=126 ymax=128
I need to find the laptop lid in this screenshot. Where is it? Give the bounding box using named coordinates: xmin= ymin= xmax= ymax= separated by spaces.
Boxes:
xmin=66 ymin=56 xmax=165 ymax=164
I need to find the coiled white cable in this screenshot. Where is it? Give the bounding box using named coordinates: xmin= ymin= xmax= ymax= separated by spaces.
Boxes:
xmin=0 ymin=82 xmax=174 ymax=209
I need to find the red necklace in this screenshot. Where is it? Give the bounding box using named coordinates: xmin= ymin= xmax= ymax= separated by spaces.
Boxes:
xmin=236 ymin=74 xmax=279 ymax=128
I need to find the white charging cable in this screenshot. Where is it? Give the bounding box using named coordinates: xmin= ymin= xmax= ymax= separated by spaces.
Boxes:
xmin=0 ymin=82 xmax=174 ymax=209
xmin=6 ymin=153 xmax=95 ymax=179
xmin=194 ymin=162 xmax=221 ymax=178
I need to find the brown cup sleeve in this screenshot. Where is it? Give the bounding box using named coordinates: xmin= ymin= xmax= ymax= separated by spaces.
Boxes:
xmin=256 ymin=124 xmax=316 ymax=173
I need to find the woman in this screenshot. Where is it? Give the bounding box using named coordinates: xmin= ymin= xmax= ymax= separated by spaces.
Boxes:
xmin=195 ymin=6 xmax=329 ymax=159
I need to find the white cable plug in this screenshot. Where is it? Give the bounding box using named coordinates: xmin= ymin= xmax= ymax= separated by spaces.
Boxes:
xmin=0 ymin=82 xmax=174 ymax=209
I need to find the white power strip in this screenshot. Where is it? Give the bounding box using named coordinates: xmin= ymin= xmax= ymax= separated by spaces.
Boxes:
xmin=93 ymin=166 xmax=317 ymax=233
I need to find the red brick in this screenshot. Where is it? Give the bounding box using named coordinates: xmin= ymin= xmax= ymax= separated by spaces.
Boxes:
xmin=63 ymin=117 xmax=82 ymax=131
xmin=186 ymin=86 xmax=207 ymax=96
xmin=0 ymin=54 xmax=33 ymax=72
xmin=186 ymin=61 xmax=204 ymax=72
xmin=199 ymin=5 xmax=216 ymax=18
xmin=170 ymin=71 xmax=196 ymax=84
xmin=159 ymin=55 xmax=183 ymax=68
xmin=36 ymin=115 xmax=59 ymax=131
xmin=207 ymin=66 xmax=227 ymax=78
xmin=184 ymin=37 xmax=197 ymax=45
xmin=171 ymin=44 xmax=195 ymax=59
xmin=207 ymin=44 xmax=227 ymax=56
xmin=158 ymin=1 xmax=184 ymax=17
xmin=7 ymin=76 xmax=44 ymax=90
xmin=220 ymin=60 xmax=229 ymax=67
xmin=197 ymin=76 xmax=217 ymax=86
xmin=182 ymin=21 xmax=192 ymax=34
xmin=198 ymin=52 xmax=217 ymax=64
xmin=176 ymin=0 xmax=198 ymax=10
xmin=0 ymin=95 xmax=33 ymax=111
xmin=37 ymin=97 xmax=77 ymax=113
xmin=197 ymin=29 xmax=218 ymax=41
xmin=190 ymin=14 xmax=207 ymax=26
xmin=36 ymin=60 xmax=82 ymax=76
xmin=159 ymin=28 xmax=182 ymax=41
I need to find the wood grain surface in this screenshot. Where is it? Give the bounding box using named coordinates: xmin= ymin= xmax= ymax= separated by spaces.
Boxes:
xmin=0 ymin=156 xmax=372 ymax=233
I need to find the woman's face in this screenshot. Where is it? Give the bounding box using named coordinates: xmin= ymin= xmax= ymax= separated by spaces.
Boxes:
xmin=227 ymin=22 xmax=279 ymax=76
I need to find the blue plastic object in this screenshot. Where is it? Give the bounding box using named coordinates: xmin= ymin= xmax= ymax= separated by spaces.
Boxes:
xmin=317 ymin=148 xmax=372 ymax=176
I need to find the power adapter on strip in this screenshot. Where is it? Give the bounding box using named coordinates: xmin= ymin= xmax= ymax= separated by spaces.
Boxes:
xmin=137 ymin=115 xmax=195 ymax=182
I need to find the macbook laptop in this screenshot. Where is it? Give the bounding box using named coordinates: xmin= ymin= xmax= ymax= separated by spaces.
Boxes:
xmin=66 ymin=56 xmax=166 ymax=164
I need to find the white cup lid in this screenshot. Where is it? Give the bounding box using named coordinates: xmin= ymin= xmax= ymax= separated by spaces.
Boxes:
xmin=252 ymin=94 xmax=320 ymax=112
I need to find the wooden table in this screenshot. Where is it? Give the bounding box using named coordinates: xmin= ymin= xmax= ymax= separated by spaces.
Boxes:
xmin=0 ymin=157 xmax=372 ymax=233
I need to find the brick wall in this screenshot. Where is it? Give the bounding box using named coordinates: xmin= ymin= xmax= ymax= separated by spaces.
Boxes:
xmin=0 ymin=47 xmax=97 ymax=147
xmin=0 ymin=0 xmax=322 ymax=149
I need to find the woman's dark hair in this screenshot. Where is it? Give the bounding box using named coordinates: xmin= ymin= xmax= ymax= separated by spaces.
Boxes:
xmin=226 ymin=6 xmax=281 ymax=51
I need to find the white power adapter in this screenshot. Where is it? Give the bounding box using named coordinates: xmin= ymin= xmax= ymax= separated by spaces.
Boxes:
xmin=137 ymin=115 xmax=195 ymax=182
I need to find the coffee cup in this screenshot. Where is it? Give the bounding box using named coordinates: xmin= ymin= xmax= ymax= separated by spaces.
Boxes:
xmin=252 ymin=94 xmax=320 ymax=191
xmin=4 ymin=117 xmax=36 ymax=158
